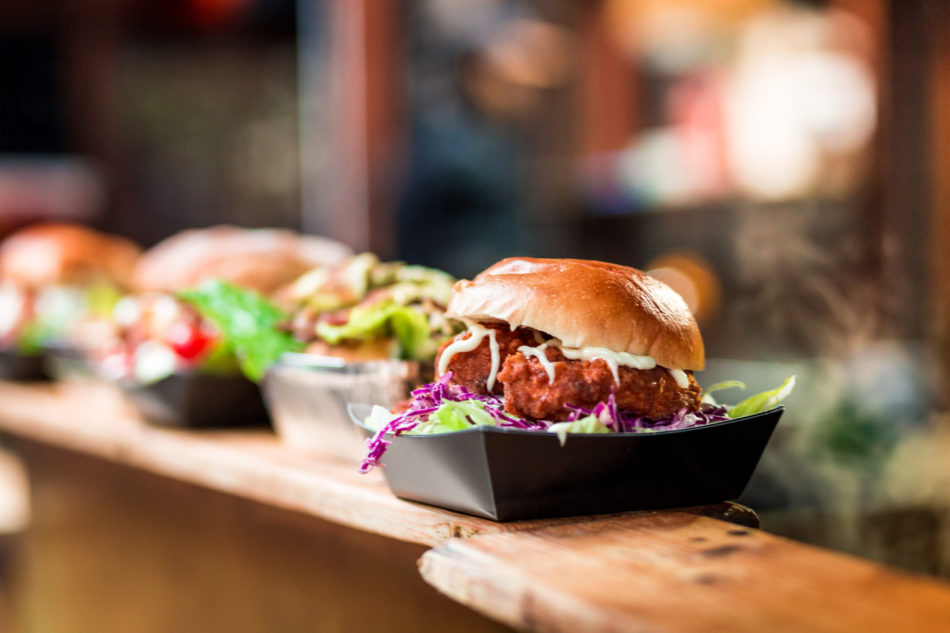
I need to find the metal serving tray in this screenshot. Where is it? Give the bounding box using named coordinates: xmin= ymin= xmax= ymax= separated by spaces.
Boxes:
xmin=350 ymin=403 xmax=784 ymax=521
xmin=263 ymin=353 xmax=424 ymax=458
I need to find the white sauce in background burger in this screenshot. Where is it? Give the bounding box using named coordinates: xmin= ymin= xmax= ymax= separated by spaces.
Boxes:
xmin=439 ymin=324 xmax=691 ymax=390
xmin=112 ymin=296 xmax=141 ymax=328
xmin=0 ymin=285 xmax=25 ymax=338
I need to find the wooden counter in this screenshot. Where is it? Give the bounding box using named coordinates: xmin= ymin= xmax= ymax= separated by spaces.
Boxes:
xmin=1 ymin=380 xmax=949 ymax=632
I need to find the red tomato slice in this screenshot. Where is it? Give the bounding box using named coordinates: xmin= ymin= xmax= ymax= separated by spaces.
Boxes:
xmin=165 ymin=321 xmax=216 ymax=361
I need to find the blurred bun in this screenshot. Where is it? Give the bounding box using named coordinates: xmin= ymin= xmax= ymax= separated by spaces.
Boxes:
xmin=0 ymin=223 xmax=141 ymax=288
xmin=134 ymin=226 xmax=352 ymax=294
xmin=446 ymin=257 xmax=705 ymax=370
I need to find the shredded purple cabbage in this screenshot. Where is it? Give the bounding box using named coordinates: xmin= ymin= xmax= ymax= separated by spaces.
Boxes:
xmin=359 ymin=372 xmax=730 ymax=473
xmin=564 ymin=390 xmax=729 ymax=432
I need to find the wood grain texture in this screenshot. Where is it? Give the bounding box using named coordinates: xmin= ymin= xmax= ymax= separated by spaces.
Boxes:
xmin=0 ymin=381 xmax=752 ymax=548
xmin=6 ymin=380 xmax=949 ymax=633
xmin=420 ymin=514 xmax=950 ymax=633
xmin=14 ymin=442 xmax=515 ymax=633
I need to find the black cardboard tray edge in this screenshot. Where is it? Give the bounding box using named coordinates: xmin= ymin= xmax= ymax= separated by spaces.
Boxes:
xmin=122 ymin=372 xmax=270 ymax=429
xmin=0 ymin=348 xmax=51 ymax=381
xmin=348 ymin=404 xmax=784 ymax=521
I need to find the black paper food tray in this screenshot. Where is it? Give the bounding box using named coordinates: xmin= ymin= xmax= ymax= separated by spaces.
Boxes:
xmin=0 ymin=349 xmax=49 ymax=381
xmin=351 ymin=405 xmax=783 ymax=521
xmin=123 ymin=372 xmax=270 ymax=429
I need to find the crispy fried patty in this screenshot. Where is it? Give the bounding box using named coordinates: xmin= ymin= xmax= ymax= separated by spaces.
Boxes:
xmin=436 ymin=325 xmax=533 ymax=395
xmin=437 ymin=325 xmax=702 ymax=420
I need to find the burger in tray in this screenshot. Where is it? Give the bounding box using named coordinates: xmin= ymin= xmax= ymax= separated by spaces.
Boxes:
xmin=259 ymin=253 xmax=462 ymax=456
xmin=277 ymin=252 xmax=459 ymax=363
xmin=0 ymin=223 xmax=141 ymax=380
xmin=354 ymin=257 xmax=793 ymax=521
xmin=83 ymin=225 xmax=351 ymax=427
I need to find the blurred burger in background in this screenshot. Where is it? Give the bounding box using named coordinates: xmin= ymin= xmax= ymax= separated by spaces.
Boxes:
xmin=0 ymin=223 xmax=141 ymax=356
xmin=134 ymin=225 xmax=352 ymax=296
xmin=259 ymin=253 xmax=462 ymax=456
xmin=277 ymin=252 xmax=461 ymax=364
xmin=87 ymin=226 xmax=351 ymax=383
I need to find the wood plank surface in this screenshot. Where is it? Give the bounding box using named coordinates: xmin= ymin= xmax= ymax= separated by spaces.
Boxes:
xmin=0 ymin=380 xmax=751 ymax=548
xmin=420 ymin=515 xmax=950 ymax=633
xmin=14 ymin=442 xmax=515 ymax=633
xmin=4 ymin=380 xmax=950 ymax=633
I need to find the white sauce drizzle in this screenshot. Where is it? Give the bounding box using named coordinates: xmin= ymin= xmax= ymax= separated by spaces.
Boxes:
xmin=518 ymin=344 xmax=557 ymax=384
xmin=441 ymin=325 xmax=691 ymax=391
xmin=519 ymin=338 xmax=689 ymax=387
xmin=437 ymin=323 xmax=501 ymax=391
xmin=667 ymin=369 xmax=690 ymax=389
xmin=558 ymin=345 xmax=655 ymax=383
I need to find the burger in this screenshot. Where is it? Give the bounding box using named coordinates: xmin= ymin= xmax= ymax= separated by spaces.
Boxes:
xmin=0 ymin=223 xmax=141 ymax=354
xmin=360 ymin=257 xmax=794 ymax=471
xmin=439 ymin=257 xmax=703 ymax=420
xmin=277 ymin=252 xmax=461 ymax=363
xmin=133 ymin=225 xmax=352 ymax=296
xmin=88 ymin=226 xmax=351 ymax=383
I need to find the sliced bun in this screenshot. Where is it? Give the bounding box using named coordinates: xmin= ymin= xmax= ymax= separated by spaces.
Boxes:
xmin=0 ymin=223 xmax=141 ymax=288
xmin=134 ymin=226 xmax=352 ymax=294
xmin=446 ymin=257 xmax=705 ymax=370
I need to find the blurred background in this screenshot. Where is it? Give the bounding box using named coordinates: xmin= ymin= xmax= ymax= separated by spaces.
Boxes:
xmin=0 ymin=0 xmax=949 ymax=603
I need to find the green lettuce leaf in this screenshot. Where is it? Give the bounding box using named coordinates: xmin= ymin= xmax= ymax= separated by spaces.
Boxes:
xmin=15 ymin=320 xmax=51 ymax=355
xmin=196 ymin=339 xmax=242 ymax=375
xmin=388 ymin=306 xmax=437 ymax=360
xmin=430 ymin=400 xmax=497 ymax=431
xmin=364 ymin=400 xmax=497 ymax=435
xmin=701 ymin=380 xmax=747 ymax=406
xmin=728 ymin=375 xmax=796 ymax=418
xmin=315 ymin=300 xmax=436 ymax=361
xmin=86 ymin=283 xmax=123 ymax=319
xmin=315 ymin=301 xmax=395 ymax=344
xmin=179 ymin=280 xmax=303 ymax=382
xmin=365 ymin=405 xmax=398 ymax=432
xmin=547 ymin=415 xmax=611 ymax=446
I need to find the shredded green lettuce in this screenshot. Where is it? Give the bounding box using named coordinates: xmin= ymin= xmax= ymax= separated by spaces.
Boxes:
xmin=196 ymin=339 xmax=242 ymax=375
xmin=179 ymin=280 xmax=303 ymax=382
xmin=547 ymin=415 xmax=611 ymax=446
xmin=86 ymin=283 xmax=123 ymax=319
xmin=389 ymin=306 xmax=439 ymax=360
xmin=726 ymin=375 xmax=796 ymax=418
xmin=365 ymin=405 xmax=399 ymax=431
xmin=315 ymin=300 xmax=437 ymax=361
xmin=315 ymin=301 xmax=395 ymax=344
xmin=431 ymin=400 xmax=497 ymax=430
xmin=364 ymin=400 xmax=498 ymax=436
xmin=15 ymin=320 xmax=52 ymax=355
xmin=291 ymin=253 xmax=378 ymax=311
xmin=701 ymin=380 xmax=748 ymax=405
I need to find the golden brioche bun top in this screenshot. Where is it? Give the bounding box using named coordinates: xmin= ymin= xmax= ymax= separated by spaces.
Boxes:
xmin=133 ymin=225 xmax=353 ymax=294
xmin=446 ymin=257 xmax=705 ymax=370
xmin=0 ymin=223 xmax=141 ymax=288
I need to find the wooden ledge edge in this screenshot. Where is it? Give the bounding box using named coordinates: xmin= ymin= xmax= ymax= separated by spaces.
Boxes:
xmin=417 ymin=513 xmax=950 ymax=633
